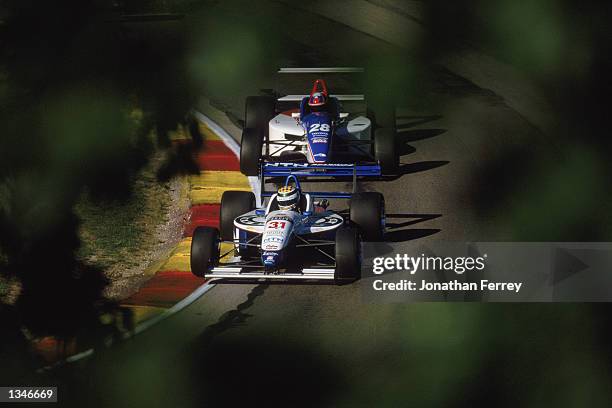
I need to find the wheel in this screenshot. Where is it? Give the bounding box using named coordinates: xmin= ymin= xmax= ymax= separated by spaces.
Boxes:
xmin=240 ymin=127 xmax=263 ymax=176
xmin=374 ymin=127 xmax=399 ymax=175
xmin=335 ymin=227 xmax=362 ymax=283
xmin=367 ymin=100 xmax=396 ymax=128
xmin=220 ymin=191 xmax=256 ymax=241
xmin=373 ymin=108 xmax=395 ymax=128
xmin=190 ymin=227 xmax=220 ymax=277
xmin=245 ymin=95 xmax=276 ymax=131
xmin=350 ymin=192 xmax=385 ymax=241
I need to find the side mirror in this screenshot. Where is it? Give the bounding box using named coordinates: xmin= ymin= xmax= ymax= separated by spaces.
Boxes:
xmin=291 ymin=112 xmax=301 ymax=119
xmin=339 ymin=112 xmax=349 ymax=119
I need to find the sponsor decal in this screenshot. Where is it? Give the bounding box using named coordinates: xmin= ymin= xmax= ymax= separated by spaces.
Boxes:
xmin=265 ymin=162 xmax=354 ymax=168
xmin=314 ymin=153 xmax=327 ymax=158
xmin=264 ymin=229 xmax=285 ymax=236
xmin=306 ymin=215 xmax=343 ymax=227
xmin=237 ymin=215 xmax=264 ymax=226
xmin=268 ymin=215 xmax=292 ymax=222
xmin=311 ymin=137 xmax=328 ymax=144
xmin=263 ymin=236 xmax=284 ymax=243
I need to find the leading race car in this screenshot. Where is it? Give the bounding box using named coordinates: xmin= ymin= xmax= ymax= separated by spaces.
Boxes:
xmin=240 ymin=68 xmax=399 ymax=177
xmin=190 ymin=175 xmax=385 ymax=283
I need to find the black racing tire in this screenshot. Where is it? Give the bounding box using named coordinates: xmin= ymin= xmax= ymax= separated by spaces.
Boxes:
xmin=374 ymin=127 xmax=399 ymax=175
xmin=190 ymin=227 xmax=220 ymax=278
xmin=240 ymin=127 xmax=263 ymax=176
xmin=245 ymin=95 xmax=276 ymax=131
xmin=350 ymin=192 xmax=385 ymax=241
xmin=220 ymin=191 xmax=256 ymax=241
xmin=367 ymin=100 xmax=396 ymax=128
xmin=335 ymin=227 xmax=362 ymax=283
xmin=374 ymin=108 xmax=396 ymax=129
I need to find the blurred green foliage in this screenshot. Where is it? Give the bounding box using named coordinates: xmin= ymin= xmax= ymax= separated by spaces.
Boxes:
xmin=0 ymin=0 xmax=197 ymax=339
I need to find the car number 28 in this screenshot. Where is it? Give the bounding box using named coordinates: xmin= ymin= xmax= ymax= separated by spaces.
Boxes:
xmin=309 ymin=123 xmax=330 ymax=132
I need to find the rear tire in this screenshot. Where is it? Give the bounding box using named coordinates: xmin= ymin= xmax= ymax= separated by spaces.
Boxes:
xmin=335 ymin=227 xmax=361 ymax=283
xmin=220 ymin=191 xmax=256 ymax=241
xmin=374 ymin=127 xmax=399 ymax=175
xmin=240 ymin=128 xmax=263 ymax=176
xmin=245 ymin=96 xmax=276 ymax=131
xmin=191 ymin=227 xmax=220 ymax=278
xmin=350 ymin=192 xmax=385 ymax=241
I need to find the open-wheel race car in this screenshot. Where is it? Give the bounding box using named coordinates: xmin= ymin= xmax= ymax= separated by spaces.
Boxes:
xmin=190 ymin=173 xmax=385 ymax=283
xmin=239 ymin=67 xmax=399 ymax=177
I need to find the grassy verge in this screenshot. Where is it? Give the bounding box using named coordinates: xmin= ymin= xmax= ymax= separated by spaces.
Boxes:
xmin=1 ymin=153 xmax=179 ymax=304
xmin=75 ymin=154 xmax=173 ymax=279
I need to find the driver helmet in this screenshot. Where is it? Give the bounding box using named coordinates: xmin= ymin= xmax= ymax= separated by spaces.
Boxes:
xmin=308 ymin=91 xmax=326 ymax=107
xmin=277 ymin=185 xmax=300 ymax=211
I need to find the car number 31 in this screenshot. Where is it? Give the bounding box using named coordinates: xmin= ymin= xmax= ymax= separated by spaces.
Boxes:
xmin=267 ymin=221 xmax=287 ymax=229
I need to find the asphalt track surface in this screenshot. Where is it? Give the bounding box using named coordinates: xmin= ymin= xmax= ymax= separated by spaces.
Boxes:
xmin=56 ymin=2 xmax=552 ymax=407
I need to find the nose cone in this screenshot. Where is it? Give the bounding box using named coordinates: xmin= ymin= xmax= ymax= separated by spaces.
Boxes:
xmin=262 ymin=212 xmax=294 ymax=251
xmin=262 ymin=251 xmax=282 ymax=269
xmin=304 ymin=114 xmax=332 ymax=163
xmin=308 ymin=136 xmax=330 ymax=163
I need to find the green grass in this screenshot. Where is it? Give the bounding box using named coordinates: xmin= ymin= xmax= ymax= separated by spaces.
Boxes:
xmin=75 ymin=156 xmax=172 ymax=275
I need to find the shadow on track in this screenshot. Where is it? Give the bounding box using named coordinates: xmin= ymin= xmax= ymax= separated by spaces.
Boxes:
xmin=397 ymin=128 xmax=447 ymax=142
xmin=185 ymin=284 xmax=346 ymax=407
xmin=395 ymin=114 xmax=442 ymax=129
xmin=381 ymin=161 xmax=450 ymax=181
xmin=385 ymin=228 xmax=441 ymax=242
xmin=384 ymin=213 xmax=442 ymax=243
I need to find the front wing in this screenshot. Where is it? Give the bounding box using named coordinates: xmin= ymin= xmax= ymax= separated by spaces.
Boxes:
xmin=205 ymin=266 xmax=336 ymax=280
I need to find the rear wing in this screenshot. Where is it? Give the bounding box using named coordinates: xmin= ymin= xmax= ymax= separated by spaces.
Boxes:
xmin=277 ymin=94 xmax=364 ymax=102
xmin=259 ymin=162 xmax=381 ymax=200
xmin=276 ymin=67 xmax=365 ymax=103
xmin=278 ymin=67 xmax=364 ymax=74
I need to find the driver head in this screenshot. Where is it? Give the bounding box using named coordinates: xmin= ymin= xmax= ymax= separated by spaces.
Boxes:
xmin=308 ymin=91 xmax=326 ymax=107
xmin=277 ymin=185 xmax=300 ymax=211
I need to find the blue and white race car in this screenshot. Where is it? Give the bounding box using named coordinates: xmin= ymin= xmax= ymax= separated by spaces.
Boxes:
xmin=190 ymin=175 xmax=385 ymax=282
xmin=239 ymin=68 xmax=398 ymax=177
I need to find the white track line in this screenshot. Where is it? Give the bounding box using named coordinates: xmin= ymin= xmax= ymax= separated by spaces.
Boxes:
xmin=40 ymin=111 xmax=247 ymax=371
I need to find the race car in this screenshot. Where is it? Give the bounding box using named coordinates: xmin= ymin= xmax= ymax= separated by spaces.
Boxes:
xmin=239 ymin=68 xmax=398 ymax=177
xmin=190 ymin=175 xmax=385 ymax=282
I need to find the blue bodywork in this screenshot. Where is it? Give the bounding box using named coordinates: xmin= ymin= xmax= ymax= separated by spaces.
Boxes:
xmin=299 ymin=96 xmax=341 ymax=164
xmin=301 ymin=112 xmax=333 ymax=163
xmin=262 ymin=251 xmax=283 ymax=269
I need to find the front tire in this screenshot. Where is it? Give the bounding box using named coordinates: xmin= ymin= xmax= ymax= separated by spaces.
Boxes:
xmin=374 ymin=128 xmax=399 ymax=175
xmin=350 ymin=192 xmax=385 ymax=241
xmin=335 ymin=227 xmax=361 ymax=283
xmin=220 ymin=191 xmax=256 ymax=241
xmin=240 ymin=128 xmax=263 ymax=176
xmin=191 ymin=227 xmax=220 ymax=278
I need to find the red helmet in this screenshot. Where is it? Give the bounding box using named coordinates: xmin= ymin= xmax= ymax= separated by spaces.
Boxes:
xmin=308 ymin=79 xmax=329 ymax=107
xmin=308 ymin=92 xmax=326 ymax=107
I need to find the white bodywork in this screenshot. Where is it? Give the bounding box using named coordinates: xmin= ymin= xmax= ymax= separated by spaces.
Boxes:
xmin=267 ymin=113 xmax=371 ymax=162
xmin=234 ymin=209 xmax=344 ymax=237
xmin=234 ymin=193 xmax=344 ymax=250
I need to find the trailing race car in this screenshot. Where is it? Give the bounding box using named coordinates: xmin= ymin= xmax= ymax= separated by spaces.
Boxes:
xmin=240 ymin=68 xmax=398 ymax=177
xmin=190 ymin=175 xmax=385 ymax=283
